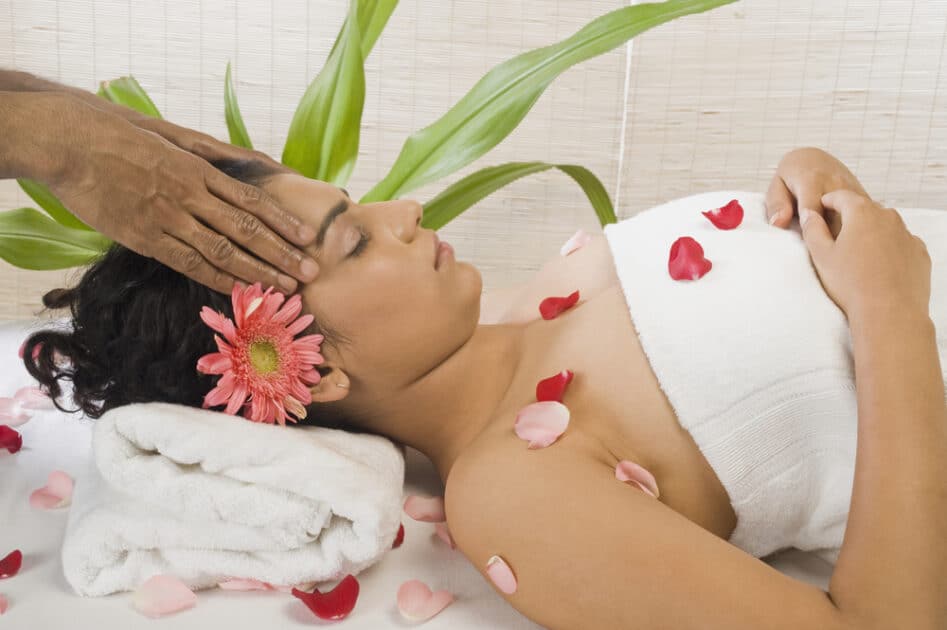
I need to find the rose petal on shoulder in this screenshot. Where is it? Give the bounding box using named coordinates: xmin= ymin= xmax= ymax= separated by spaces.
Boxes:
xmin=560 ymin=229 xmax=592 ymax=256
xmin=514 ymin=401 xmax=570 ymax=449
xmin=133 ymin=575 xmax=197 ymax=618
xmin=396 ymin=579 xmax=454 ymax=621
xmin=403 ymin=495 xmax=446 ymax=523
xmin=615 ymin=459 xmax=660 ymax=498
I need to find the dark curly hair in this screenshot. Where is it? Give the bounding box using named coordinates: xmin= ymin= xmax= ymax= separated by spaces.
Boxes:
xmin=20 ymin=158 xmax=364 ymax=433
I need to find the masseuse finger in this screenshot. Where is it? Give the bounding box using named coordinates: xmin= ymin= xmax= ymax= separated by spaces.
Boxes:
xmin=764 ymin=175 xmax=794 ymax=227
xmin=173 ymin=214 xmax=297 ymax=294
xmin=153 ymin=235 xmax=238 ymax=295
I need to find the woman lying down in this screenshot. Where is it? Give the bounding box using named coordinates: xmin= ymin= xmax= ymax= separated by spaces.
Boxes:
xmin=22 ymin=146 xmax=947 ymax=629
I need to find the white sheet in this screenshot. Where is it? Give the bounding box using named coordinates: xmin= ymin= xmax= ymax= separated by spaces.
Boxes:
xmin=0 ymin=319 xmax=831 ymax=628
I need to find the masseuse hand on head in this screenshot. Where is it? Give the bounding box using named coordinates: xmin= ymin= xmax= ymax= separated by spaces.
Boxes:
xmin=44 ymin=92 xmax=319 ymax=294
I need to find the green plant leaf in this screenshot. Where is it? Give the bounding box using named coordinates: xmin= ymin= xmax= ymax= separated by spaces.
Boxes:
xmin=15 ymin=178 xmax=92 ymax=231
xmin=282 ymin=0 xmax=366 ymax=186
xmin=0 ymin=208 xmax=112 ymax=270
xmin=421 ymin=162 xmax=616 ymax=231
xmin=362 ymin=0 xmax=736 ymax=203
xmin=97 ymin=75 xmax=162 ymax=118
xmin=224 ymin=61 xmax=253 ymax=149
xmin=356 ymin=0 xmax=397 ymax=58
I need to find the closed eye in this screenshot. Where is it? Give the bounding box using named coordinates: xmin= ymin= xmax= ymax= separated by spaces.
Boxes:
xmin=349 ymin=226 xmax=371 ymax=258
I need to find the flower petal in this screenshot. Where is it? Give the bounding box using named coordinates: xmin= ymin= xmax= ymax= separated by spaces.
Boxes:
xmin=396 ymin=580 xmax=454 ymax=621
xmin=285 ymin=313 xmax=315 ymax=337
xmin=291 ymin=574 xmax=359 ymax=621
xmin=560 ymin=228 xmax=592 ymax=256
xmin=403 ymin=495 xmax=446 ymax=523
xmin=272 ymin=294 xmax=302 ymax=325
xmin=535 ymin=370 xmax=575 ymax=403
xmin=14 ymin=386 xmax=54 ymax=410
xmin=199 ymin=307 xmax=234 ymax=338
xmin=668 ymin=236 xmax=712 ymax=281
xmin=0 ymin=593 xmax=7 ymax=615
xmin=433 ymin=522 xmax=456 ymax=549
xmin=538 ymin=290 xmax=580 ymax=320
xmin=196 ymin=352 xmax=231 ymax=375
xmin=223 ymin=381 xmax=248 ymax=417
xmin=218 ymin=579 xmax=276 ymax=591
xmin=29 ymin=470 xmax=74 ymax=509
xmin=0 ymin=426 xmax=23 ymax=454
xmin=485 ymin=555 xmax=517 ymax=594
xmin=0 ymin=551 xmax=22 ymax=579
xmin=0 ymin=399 xmax=31 ymax=427
xmin=615 ymin=460 xmax=660 ymax=499
xmin=391 ymin=523 xmax=405 ymax=549
xmin=701 ymin=198 xmax=744 ymax=230
xmin=133 ymin=575 xmax=197 ymax=618
xmin=514 ymin=401 xmax=570 ymax=449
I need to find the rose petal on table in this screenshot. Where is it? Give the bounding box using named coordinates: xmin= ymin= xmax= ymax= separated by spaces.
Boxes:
xmin=615 ymin=460 xmax=660 ymax=499
xmin=392 ymin=523 xmax=405 ymax=549
xmin=29 ymin=470 xmax=74 ymax=509
xmin=404 ymin=495 xmax=446 ymax=523
xmin=701 ymin=199 xmax=744 ymax=230
xmin=14 ymin=386 xmax=54 ymax=410
xmin=539 ymin=290 xmax=580 ymax=320
xmin=0 ymin=551 xmax=22 ymax=579
xmin=668 ymin=236 xmax=712 ymax=281
xmin=559 ymin=229 xmax=592 ymax=256
xmin=535 ymin=370 xmax=575 ymax=403
xmin=0 ymin=426 xmax=23 ymax=454
xmin=133 ymin=575 xmax=197 ymax=618
xmin=291 ymin=574 xmax=359 ymax=621
xmin=218 ymin=579 xmax=277 ymax=591
xmin=486 ymin=555 xmax=518 ymax=594
xmin=0 ymin=593 xmax=7 ymax=615
xmin=514 ymin=401 xmax=570 ymax=449
xmin=396 ymin=579 xmax=454 ymax=621
xmin=433 ymin=522 xmax=456 ymax=549
xmin=0 ymin=399 xmax=31 ymax=427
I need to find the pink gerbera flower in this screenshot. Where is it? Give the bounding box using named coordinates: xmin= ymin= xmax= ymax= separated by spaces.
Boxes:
xmin=196 ymin=282 xmax=325 ymax=426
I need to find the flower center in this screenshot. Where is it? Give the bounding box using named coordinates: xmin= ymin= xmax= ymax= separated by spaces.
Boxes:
xmin=248 ymin=339 xmax=280 ymax=374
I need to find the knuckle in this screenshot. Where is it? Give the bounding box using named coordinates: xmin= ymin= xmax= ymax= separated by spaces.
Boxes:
xmin=234 ymin=211 xmax=263 ymax=238
xmin=240 ymin=183 xmax=265 ymax=205
xmin=171 ymin=247 xmax=204 ymax=272
xmin=209 ymin=235 xmax=236 ymax=262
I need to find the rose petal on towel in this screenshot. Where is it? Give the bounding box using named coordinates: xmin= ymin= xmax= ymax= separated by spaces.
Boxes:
xmin=701 ymin=198 xmax=744 ymax=230
xmin=392 ymin=523 xmax=405 ymax=549
xmin=486 ymin=555 xmax=517 ymax=594
xmin=396 ymin=580 xmax=454 ymax=621
xmin=514 ymin=401 xmax=570 ymax=449
xmin=668 ymin=236 xmax=712 ymax=281
xmin=0 ymin=593 xmax=7 ymax=614
xmin=615 ymin=460 xmax=660 ymax=499
xmin=291 ymin=574 xmax=359 ymax=621
xmin=14 ymin=386 xmax=54 ymax=410
xmin=539 ymin=290 xmax=580 ymax=320
xmin=404 ymin=495 xmax=446 ymax=523
xmin=433 ymin=522 xmax=456 ymax=549
xmin=218 ymin=579 xmax=277 ymax=591
xmin=133 ymin=575 xmax=197 ymax=618
xmin=29 ymin=470 xmax=74 ymax=510
xmin=559 ymin=229 xmax=592 ymax=256
xmin=0 ymin=398 xmax=31 ymax=427
xmin=0 ymin=426 xmax=23 ymax=454
xmin=0 ymin=551 xmax=22 ymax=579
xmin=535 ymin=370 xmax=575 ymax=403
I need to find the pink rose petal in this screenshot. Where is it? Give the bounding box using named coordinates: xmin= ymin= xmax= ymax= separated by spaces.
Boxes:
xmin=668 ymin=236 xmax=712 ymax=281
xmin=0 ymin=593 xmax=7 ymax=615
xmin=615 ymin=460 xmax=660 ymax=499
xmin=514 ymin=401 xmax=570 ymax=449
xmin=559 ymin=229 xmax=592 ymax=256
xmin=133 ymin=575 xmax=197 ymax=618
xmin=218 ymin=579 xmax=277 ymax=591
xmin=433 ymin=522 xmax=456 ymax=549
xmin=701 ymin=198 xmax=744 ymax=230
xmin=404 ymin=495 xmax=446 ymax=523
xmin=14 ymin=386 xmax=54 ymax=410
xmin=0 ymin=398 xmax=31 ymax=427
xmin=396 ymin=580 xmax=455 ymax=621
xmin=486 ymin=555 xmax=517 ymax=594
xmin=29 ymin=470 xmax=74 ymax=509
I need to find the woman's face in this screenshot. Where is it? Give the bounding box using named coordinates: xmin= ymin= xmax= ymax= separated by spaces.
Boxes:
xmin=264 ymin=173 xmax=482 ymax=388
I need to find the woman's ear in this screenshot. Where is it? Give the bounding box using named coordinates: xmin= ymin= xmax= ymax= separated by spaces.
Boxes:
xmin=309 ymin=366 xmax=351 ymax=403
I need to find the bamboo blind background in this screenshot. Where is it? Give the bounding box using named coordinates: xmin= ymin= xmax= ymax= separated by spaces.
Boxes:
xmin=1 ymin=0 xmax=945 ymax=320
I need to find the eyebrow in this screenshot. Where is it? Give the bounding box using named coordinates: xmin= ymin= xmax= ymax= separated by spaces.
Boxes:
xmin=315 ymin=195 xmax=350 ymax=250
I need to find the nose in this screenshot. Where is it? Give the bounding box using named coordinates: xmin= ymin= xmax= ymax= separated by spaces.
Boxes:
xmin=394 ymin=199 xmax=423 ymax=242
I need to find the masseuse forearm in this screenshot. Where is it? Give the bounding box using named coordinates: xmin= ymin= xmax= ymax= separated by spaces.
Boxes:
xmin=830 ymin=307 xmax=947 ymax=630
xmin=0 ymin=69 xmax=145 ymax=123
xmin=0 ymin=91 xmax=79 ymax=184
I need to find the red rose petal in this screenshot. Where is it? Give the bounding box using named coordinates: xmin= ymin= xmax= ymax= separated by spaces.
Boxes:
xmin=0 ymin=550 xmax=22 ymax=579
xmin=291 ymin=574 xmax=360 ymax=621
xmin=391 ymin=523 xmax=405 ymax=549
xmin=538 ymin=290 xmax=580 ymax=320
xmin=668 ymin=236 xmax=712 ymax=281
xmin=701 ymin=198 xmax=744 ymax=230
xmin=0 ymin=426 xmax=22 ymax=454
xmin=535 ymin=370 xmax=574 ymax=402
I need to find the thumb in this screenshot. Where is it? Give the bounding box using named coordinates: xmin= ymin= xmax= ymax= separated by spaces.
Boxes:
xmin=799 ymin=207 xmax=832 ymax=262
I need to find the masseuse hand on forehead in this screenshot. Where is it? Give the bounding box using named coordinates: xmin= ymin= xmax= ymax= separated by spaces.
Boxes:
xmin=0 ymin=71 xmax=320 ymax=295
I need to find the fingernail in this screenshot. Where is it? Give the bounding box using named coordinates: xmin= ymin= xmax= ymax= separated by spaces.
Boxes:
xmin=300 ymin=258 xmax=318 ymax=281
xmin=769 ymin=212 xmax=780 ymax=225
xmin=298 ymin=225 xmax=316 ymax=242
xmin=278 ymin=274 xmax=297 ymax=293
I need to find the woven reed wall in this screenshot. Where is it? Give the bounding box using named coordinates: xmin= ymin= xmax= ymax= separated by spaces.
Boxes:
xmin=1 ymin=0 xmax=945 ymax=320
